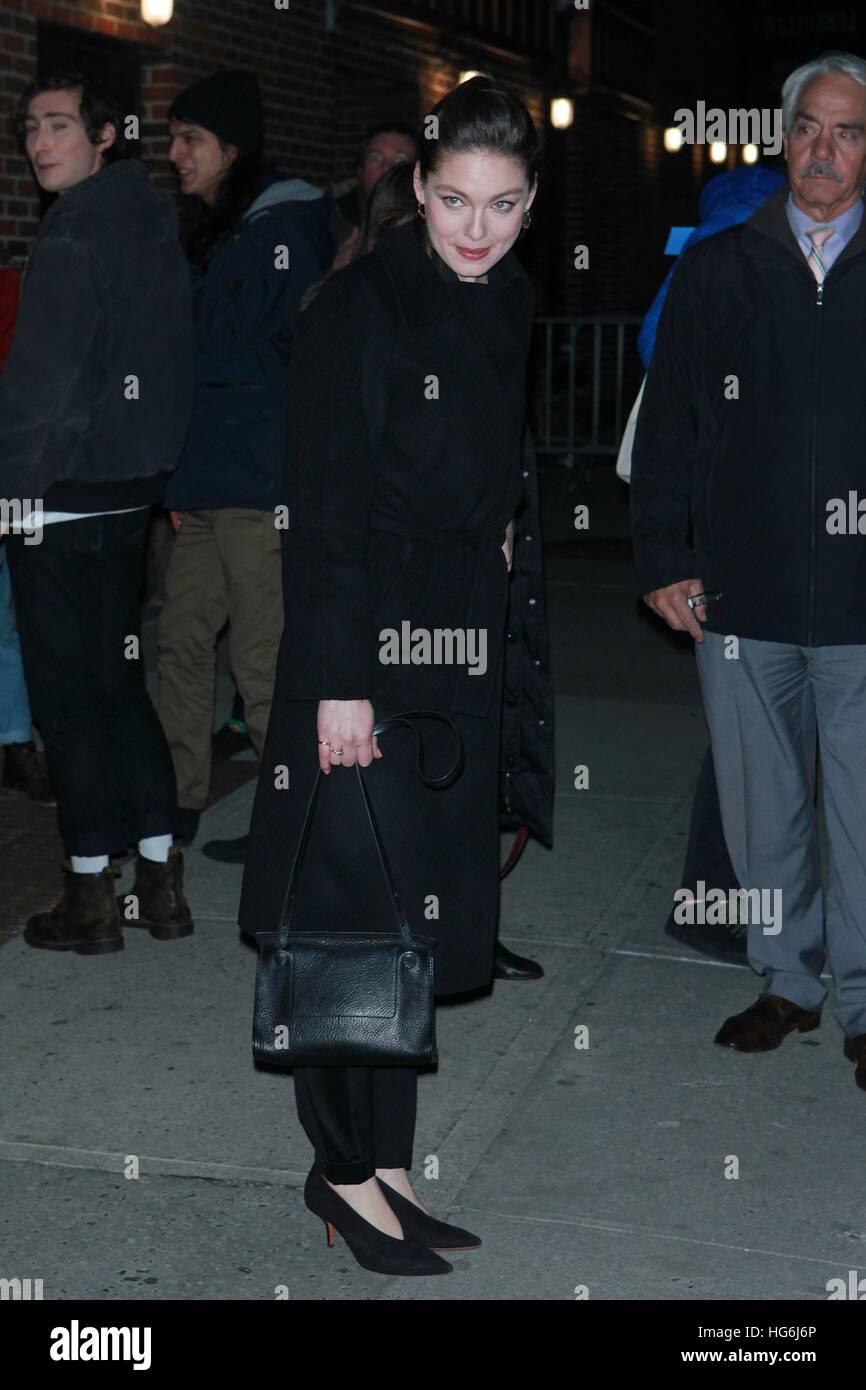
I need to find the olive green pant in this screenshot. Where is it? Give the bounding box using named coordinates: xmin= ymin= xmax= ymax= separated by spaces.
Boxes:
xmin=157 ymin=508 xmax=283 ymax=810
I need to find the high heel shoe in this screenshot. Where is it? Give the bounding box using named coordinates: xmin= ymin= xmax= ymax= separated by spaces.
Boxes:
xmin=303 ymin=1166 xmax=453 ymax=1276
xmin=376 ymin=1176 xmax=482 ymax=1250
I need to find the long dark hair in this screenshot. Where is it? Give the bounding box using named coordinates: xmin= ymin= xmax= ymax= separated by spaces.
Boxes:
xmin=178 ymin=144 xmax=263 ymax=266
xmin=300 ymin=161 xmax=417 ymax=312
xmin=358 ymin=159 xmax=417 ymax=254
xmin=415 ymin=74 xmax=541 ymax=273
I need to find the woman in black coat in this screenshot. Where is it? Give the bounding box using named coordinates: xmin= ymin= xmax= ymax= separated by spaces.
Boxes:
xmin=239 ymin=76 xmax=540 ymax=1277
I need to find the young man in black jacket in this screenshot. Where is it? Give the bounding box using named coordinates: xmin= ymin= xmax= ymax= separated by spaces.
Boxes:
xmin=0 ymin=72 xmax=195 ymax=954
xmin=631 ymin=52 xmax=866 ymax=1087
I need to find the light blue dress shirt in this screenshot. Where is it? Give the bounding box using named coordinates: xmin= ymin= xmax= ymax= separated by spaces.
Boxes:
xmin=785 ymin=191 xmax=864 ymax=274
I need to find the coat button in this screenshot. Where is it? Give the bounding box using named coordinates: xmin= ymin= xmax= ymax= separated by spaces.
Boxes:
xmin=538 ymin=719 xmax=545 ymax=726
xmin=534 ymin=658 xmax=541 ymax=666
xmin=522 ymin=470 xmax=529 ymax=477
xmin=525 ymin=534 xmax=532 ymax=542
xmin=528 ymin=598 xmax=536 ymax=606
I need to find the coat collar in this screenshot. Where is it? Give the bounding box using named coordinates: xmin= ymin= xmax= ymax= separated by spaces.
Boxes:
xmin=372 ymin=218 xmax=531 ymax=331
xmin=747 ymin=184 xmax=866 ymax=273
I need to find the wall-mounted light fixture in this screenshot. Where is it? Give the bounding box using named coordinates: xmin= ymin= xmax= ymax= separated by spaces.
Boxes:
xmin=550 ymin=97 xmax=574 ymax=130
xmin=663 ymin=126 xmax=683 ymax=152
xmin=141 ymin=0 xmax=173 ymax=26
xmin=742 ymin=143 xmax=759 ymax=164
xmin=709 ymin=141 xmax=727 ymax=164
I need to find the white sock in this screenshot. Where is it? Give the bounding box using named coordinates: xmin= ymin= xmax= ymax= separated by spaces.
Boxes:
xmin=71 ymin=854 xmax=110 ymax=874
xmin=138 ymin=834 xmax=172 ymax=863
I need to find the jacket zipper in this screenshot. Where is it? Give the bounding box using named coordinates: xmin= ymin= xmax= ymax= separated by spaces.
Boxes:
xmin=807 ymin=279 xmax=823 ymax=645
xmin=800 ymin=248 xmax=866 ymax=643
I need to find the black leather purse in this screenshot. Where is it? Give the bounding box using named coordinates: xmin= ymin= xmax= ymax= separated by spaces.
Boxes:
xmin=252 ymin=711 xmax=465 ymax=1069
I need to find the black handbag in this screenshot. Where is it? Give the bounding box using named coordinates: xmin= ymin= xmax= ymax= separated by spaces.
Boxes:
xmin=252 ymin=711 xmax=465 ymax=1069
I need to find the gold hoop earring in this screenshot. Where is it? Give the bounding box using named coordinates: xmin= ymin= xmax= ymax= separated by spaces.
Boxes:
xmin=417 ymin=201 xmax=427 ymax=220
xmin=521 ymin=209 xmax=532 ymax=230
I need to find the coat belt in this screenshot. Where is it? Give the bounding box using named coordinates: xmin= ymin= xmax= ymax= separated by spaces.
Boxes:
xmin=369 ymin=509 xmax=509 ymax=718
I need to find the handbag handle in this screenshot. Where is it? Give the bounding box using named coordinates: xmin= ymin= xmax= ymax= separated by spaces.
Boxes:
xmin=371 ymin=708 xmax=464 ymax=788
xmin=275 ymin=711 xmax=464 ymax=950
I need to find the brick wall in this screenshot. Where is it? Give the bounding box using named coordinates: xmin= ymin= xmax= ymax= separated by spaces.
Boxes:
xmin=0 ymin=0 xmax=338 ymax=258
xmin=0 ymin=0 xmax=690 ymax=327
xmin=0 ymin=0 xmax=550 ymax=270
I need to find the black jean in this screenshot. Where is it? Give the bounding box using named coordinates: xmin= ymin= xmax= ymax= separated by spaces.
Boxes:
xmin=294 ymin=1065 xmax=418 ymax=1184
xmin=5 ymin=510 xmax=177 ymax=856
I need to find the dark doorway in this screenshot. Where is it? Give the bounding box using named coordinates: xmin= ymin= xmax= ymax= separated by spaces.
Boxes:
xmin=37 ymin=23 xmax=142 ymax=116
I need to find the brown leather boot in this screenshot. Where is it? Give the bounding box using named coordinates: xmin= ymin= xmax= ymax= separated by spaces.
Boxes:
xmin=120 ymin=847 xmax=193 ymax=941
xmin=1 ymin=740 xmax=56 ymax=805
xmin=24 ymin=866 xmax=123 ymax=955
xmin=714 ymin=993 xmax=821 ymax=1051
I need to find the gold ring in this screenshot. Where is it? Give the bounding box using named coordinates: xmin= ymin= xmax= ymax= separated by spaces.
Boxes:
xmin=331 ymin=746 xmax=344 ymax=756
xmin=318 ymin=739 xmax=331 ymax=746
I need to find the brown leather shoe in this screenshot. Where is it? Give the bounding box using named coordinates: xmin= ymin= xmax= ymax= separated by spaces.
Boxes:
xmin=843 ymin=1035 xmax=866 ymax=1091
xmin=714 ymin=993 xmax=821 ymax=1051
xmin=24 ymin=866 xmax=123 ymax=955
xmin=119 ymin=847 xmax=193 ymax=941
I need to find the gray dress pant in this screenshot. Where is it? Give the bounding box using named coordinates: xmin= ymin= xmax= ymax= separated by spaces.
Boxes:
xmin=696 ymin=631 xmax=866 ymax=1037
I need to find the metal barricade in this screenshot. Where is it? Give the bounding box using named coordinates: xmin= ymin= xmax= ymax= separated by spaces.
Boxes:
xmin=532 ymin=315 xmax=643 ymax=467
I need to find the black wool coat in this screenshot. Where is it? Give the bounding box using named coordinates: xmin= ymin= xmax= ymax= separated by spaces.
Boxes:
xmin=240 ymin=219 xmax=538 ymax=994
xmin=271 ymin=218 xmax=535 ymax=713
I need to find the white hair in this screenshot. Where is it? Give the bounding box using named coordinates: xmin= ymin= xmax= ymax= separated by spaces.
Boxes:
xmin=781 ymin=51 xmax=866 ymax=135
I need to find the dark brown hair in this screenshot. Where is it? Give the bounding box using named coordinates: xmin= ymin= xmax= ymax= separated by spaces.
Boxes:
xmin=14 ymin=71 xmax=128 ymax=162
xmin=177 ymin=144 xmax=263 ymax=267
xmin=358 ymin=159 xmax=416 ymax=254
xmin=416 ymin=74 xmax=542 ymax=187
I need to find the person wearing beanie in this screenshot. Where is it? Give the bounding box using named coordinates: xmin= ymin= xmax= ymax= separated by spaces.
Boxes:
xmin=157 ymin=71 xmax=336 ymax=860
xmin=169 ymin=69 xmax=262 ymax=159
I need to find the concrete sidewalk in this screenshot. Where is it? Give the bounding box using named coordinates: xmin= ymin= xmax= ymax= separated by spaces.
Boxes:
xmin=1 ymin=473 xmax=862 ymax=1302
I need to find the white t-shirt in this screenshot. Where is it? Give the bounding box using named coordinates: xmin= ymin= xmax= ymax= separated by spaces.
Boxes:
xmin=11 ymin=505 xmax=148 ymax=530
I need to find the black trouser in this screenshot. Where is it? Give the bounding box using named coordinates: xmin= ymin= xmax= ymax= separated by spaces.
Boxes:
xmin=294 ymin=1065 xmax=418 ymax=1184
xmin=5 ymin=510 xmax=177 ymax=857
xmin=680 ymin=745 xmax=739 ymax=892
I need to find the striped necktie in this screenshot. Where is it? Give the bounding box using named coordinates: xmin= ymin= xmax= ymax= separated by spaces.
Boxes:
xmin=805 ymin=224 xmax=836 ymax=284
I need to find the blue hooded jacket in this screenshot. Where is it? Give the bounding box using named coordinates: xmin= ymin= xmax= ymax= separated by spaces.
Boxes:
xmin=166 ymin=172 xmax=335 ymax=511
xmin=637 ymin=166 xmax=787 ymax=369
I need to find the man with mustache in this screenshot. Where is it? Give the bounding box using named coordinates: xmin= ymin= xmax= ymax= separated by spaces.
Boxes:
xmin=631 ymin=53 xmax=866 ymax=1088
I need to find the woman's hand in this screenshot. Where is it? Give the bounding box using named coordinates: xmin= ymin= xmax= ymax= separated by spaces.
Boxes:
xmin=317 ymin=699 xmax=382 ymax=774
xmin=502 ymin=519 xmax=514 ymax=572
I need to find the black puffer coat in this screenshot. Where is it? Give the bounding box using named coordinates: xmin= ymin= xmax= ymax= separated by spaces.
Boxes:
xmin=500 ymin=422 xmax=554 ymax=847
